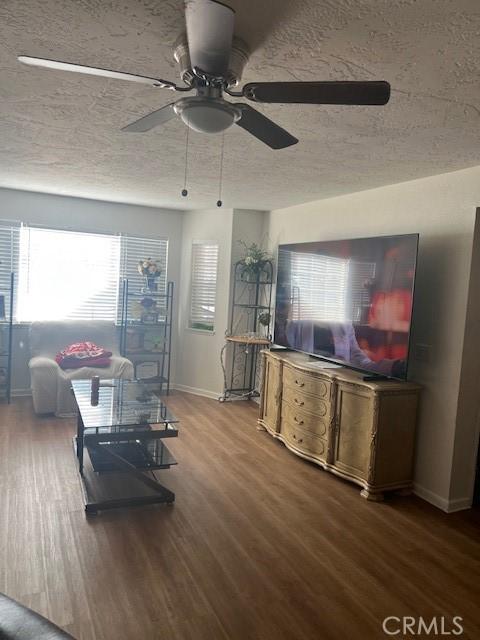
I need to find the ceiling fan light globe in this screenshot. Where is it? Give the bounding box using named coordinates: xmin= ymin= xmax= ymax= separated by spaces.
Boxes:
xmin=175 ymin=98 xmax=240 ymax=134
xmin=181 ymin=104 xmax=233 ymax=133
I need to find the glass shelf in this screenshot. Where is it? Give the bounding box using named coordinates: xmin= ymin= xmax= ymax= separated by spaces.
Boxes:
xmin=87 ymin=440 xmax=177 ymax=473
xmin=72 ymin=379 xmax=177 ymax=431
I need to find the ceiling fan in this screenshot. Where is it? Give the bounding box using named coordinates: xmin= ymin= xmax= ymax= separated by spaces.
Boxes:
xmin=18 ymin=0 xmax=390 ymax=150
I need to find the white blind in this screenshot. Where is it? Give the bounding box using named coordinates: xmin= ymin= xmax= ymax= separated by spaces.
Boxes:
xmin=288 ymin=250 xmax=349 ymax=322
xmin=0 ymin=222 xmax=19 ymax=319
xmin=0 ymin=223 xmax=170 ymax=323
xmin=189 ymin=243 xmax=219 ymax=331
xmin=17 ymin=226 xmax=121 ymax=322
xmin=120 ymin=234 xmax=168 ymax=293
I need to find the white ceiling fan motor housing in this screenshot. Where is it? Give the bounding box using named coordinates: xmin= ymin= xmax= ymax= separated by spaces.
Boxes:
xmin=173 ymin=34 xmax=249 ymax=87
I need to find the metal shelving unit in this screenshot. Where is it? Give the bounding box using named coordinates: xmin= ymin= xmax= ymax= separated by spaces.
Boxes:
xmin=0 ymin=272 xmax=14 ymax=404
xmin=120 ymin=280 xmax=174 ymax=395
xmin=220 ymin=261 xmax=273 ymax=401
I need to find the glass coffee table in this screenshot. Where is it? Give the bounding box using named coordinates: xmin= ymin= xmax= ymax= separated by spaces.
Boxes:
xmin=72 ymin=379 xmax=179 ymax=515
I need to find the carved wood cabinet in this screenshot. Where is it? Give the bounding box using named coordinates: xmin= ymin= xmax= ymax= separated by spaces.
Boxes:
xmin=258 ymin=351 xmax=421 ymax=501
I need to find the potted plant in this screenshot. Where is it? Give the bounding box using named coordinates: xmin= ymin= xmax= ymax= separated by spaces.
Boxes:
xmin=258 ymin=311 xmax=271 ymax=338
xmin=238 ymin=242 xmax=272 ymax=282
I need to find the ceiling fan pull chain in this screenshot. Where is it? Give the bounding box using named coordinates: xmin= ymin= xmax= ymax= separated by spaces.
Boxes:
xmin=217 ymin=133 xmax=225 ymax=207
xmin=181 ymin=119 xmax=190 ymax=197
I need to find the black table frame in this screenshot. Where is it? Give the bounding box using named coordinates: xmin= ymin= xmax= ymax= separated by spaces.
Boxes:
xmin=75 ymin=406 xmax=178 ymax=515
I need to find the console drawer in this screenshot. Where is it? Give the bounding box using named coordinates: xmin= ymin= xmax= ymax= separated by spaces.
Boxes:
xmin=282 ymin=419 xmax=327 ymax=460
xmin=281 ymin=401 xmax=328 ymax=438
xmin=283 ymin=384 xmax=329 ymax=418
xmin=283 ymin=366 xmax=330 ymax=400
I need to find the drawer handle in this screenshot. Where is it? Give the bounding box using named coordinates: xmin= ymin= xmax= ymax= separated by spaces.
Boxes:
xmin=295 ymin=379 xmax=305 ymax=387
xmin=293 ymin=417 xmax=304 ymax=425
xmin=294 ymin=398 xmax=304 ymax=406
xmin=292 ymin=433 xmax=303 ymax=444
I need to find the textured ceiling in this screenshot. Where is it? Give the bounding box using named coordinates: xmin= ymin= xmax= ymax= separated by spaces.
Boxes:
xmin=0 ymin=0 xmax=479 ymax=211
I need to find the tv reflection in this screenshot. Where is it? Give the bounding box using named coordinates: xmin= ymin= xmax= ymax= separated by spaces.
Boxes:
xmin=282 ymin=320 xmax=405 ymax=377
xmin=275 ymin=238 xmax=416 ymax=379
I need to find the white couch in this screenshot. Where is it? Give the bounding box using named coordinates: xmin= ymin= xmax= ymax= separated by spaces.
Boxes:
xmin=29 ymin=321 xmax=134 ymax=416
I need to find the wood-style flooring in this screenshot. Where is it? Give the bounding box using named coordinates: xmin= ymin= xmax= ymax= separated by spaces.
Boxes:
xmin=0 ymin=393 xmax=479 ymax=640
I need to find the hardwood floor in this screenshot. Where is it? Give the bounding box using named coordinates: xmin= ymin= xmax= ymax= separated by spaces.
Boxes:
xmin=0 ymin=393 xmax=479 ymax=640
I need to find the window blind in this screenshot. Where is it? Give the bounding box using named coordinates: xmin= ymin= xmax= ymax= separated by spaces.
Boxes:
xmin=17 ymin=226 xmax=121 ymax=322
xmin=0 ymin=222 xmax=20 ymax=319
xmin=189 ymin=243 xmax=219 ymax=331
xmin=120 ymin=234 xmax=168 ymax=294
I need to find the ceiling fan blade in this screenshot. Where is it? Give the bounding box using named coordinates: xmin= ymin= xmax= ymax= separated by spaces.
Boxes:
xmin=18 ymin=55 xmax=178 ymax=90
xmin=122 ymin=104 xmax=177 ymax=132
xmin=185 ymin=0 xmax=235 ymax=75
xmin=235 ymin=104 xmax=298 ymax=150
xmin=242 ymin=81 xmax=391 ymax=105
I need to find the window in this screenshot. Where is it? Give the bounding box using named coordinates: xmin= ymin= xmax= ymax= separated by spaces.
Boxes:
xmin=189 ymin=243 xmax=219 ymax=332
xmin=0 ymin=222 xmax=168 ymax=322
xmin=17 ymin=226 xmax=121 ymax=322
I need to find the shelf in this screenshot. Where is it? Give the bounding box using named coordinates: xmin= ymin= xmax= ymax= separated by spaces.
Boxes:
xmin=232 ymin=304 xmax=270 ymax=309
xmin=127 ymin=291 xmax=169 ymax=299
xmin=126 ymin=321 xmax=168 ymax=329
xmin=226 ymin=336 xmax=271 ymax=345
xmin=122 ymin=279 xmax=173 ymax=398
xmin=138 ymin=376 xmax=168 ymax=385
xmin=125 ymin=350 xmax=168 ymax=357
xmin=87 ymin=440 xmax=177 ymax=473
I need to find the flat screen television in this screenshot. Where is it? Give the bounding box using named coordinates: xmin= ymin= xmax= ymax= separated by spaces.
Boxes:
xmin=274 ymin=234 xmax=418 ymax=380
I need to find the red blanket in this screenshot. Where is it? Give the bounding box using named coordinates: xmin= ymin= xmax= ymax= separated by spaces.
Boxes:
xmin=55 ymin=341 xmax=112 ymax=370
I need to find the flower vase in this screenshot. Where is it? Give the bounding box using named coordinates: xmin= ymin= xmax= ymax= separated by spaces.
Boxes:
xmin=143 ymin=276 xmax=158 ymax=293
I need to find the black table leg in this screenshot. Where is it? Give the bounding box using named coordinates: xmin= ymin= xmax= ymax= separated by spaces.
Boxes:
xmin=76 ymin=410 xmax=84 ymax=475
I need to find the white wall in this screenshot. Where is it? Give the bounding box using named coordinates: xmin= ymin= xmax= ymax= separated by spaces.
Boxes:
xmin=266 ymin=165 xmax=480 ymax=511
xmin=176 ymin=208 xmax=234 ymax=398
xmin=175 ymin=208 xmax=268 ymax=398
xmin=0 ymin=187 xmax=184 ymax=391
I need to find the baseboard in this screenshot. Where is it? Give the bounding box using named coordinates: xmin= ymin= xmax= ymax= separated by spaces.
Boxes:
xmin=445 ymin=496 xmax=472 ymax=513
xmin=11 ymin=388 xmax=32 ymax=397
xmin=413 ymin=483 xmax=472 ymax=513
xmin=171 ymin=383 xmax=221 ymax=400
